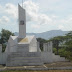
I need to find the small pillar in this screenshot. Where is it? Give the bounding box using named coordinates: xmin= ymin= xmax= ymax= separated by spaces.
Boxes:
xmin=37 ymin=42 xmax=41 ymax=52
xmin=43 ymin=41 xmax=53 ymax=53
xmin=0 ymin=44 xmax=2 ymax=53
xmin=47 ymin=41 xmax=53 ymax=53
xmin=43 ymin=43 xmax=48 ymax=52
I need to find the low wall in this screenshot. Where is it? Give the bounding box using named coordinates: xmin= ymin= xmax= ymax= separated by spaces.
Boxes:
xmin=41 ymin=52 xmax=68 ymax=64
xmin=41 ymin=52 xmax=53 ymax=63
xmin=52 ymin=53 xmax=68 ymax=62
xmin=0 ymin=53 xmax=7 ymax=64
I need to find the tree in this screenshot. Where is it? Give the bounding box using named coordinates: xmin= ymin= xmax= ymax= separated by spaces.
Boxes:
xmin=64 ymin=31 xmax=72 ymax=60
xmin=52 ymin=31 xmax=72 ymax=60
xmin=0 ymin=29 xmax=14 ymax=52
xmin=50 ymin=36 xmax=64 ymax=54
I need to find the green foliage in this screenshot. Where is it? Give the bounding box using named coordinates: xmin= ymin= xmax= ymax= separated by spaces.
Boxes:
xmin=0 ymin=29 xmax=14 ymax=52
xmin=50 ymin=36 xmax=65 ymax=54
xmin=58 ymin=48 xmax=66 ymax=57
xmin=53 ymin=48 xmax=57 ymax=54
xmin=50 ymin=31 xmax=72 ymax=61
xmin=37 ymin=31 xmax=72 ymax=61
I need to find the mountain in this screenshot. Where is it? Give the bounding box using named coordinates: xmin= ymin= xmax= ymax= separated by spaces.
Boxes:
xmin=14 ymin=30 xmax=69 ymax=40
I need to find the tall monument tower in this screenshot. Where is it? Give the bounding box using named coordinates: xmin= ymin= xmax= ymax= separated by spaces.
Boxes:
xmin=18 ymin=4 xmax=26 ymax=38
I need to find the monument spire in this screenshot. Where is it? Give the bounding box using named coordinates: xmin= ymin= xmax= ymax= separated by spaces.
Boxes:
xmin=18 ymin=4 xmax=26 ymax=38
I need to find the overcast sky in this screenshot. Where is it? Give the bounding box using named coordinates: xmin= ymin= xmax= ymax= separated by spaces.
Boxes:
xmin=0 ymin=0 xmax=72 ymax=33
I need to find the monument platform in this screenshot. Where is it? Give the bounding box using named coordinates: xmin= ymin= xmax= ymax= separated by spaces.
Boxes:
xmin=6 ymin=52 xmax=43 ymax=66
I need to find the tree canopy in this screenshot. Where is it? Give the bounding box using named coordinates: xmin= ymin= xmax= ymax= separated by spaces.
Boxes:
xmin=49 ymin=31 xmax=72 ymax=61
xmin=0 ymin=29 xmax=14 ymax=52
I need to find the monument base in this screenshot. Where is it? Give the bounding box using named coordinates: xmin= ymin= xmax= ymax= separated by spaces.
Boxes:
xmin=6 ymin=52 xmax=43 ymax=66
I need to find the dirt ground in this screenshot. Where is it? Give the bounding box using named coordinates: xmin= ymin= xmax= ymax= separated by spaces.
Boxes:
xmin=45 ymin=62 xmax=72 ymax=67
xmin=1 ymin=70 xmax=72 ymax=72
xmin=0 ymin=62 xmax=72 ymax=71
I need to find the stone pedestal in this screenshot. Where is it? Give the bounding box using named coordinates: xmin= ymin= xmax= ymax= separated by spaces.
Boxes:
xmin=6 ymin=52 xmax=43 ymax=66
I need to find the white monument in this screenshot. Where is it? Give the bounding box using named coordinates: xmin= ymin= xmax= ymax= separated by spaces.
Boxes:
xmin=2 ymin=4 xmax=68 ymax=66
xmin=5 ymin=4 xmax=43 ymax=66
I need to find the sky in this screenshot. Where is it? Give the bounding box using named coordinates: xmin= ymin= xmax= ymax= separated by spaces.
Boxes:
xmin=0 ymin=0 xmax=72 ymax=33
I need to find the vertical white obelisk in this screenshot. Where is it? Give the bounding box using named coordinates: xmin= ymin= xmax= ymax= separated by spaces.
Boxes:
xmin=18 ymin=4 xmax=26 ymax=38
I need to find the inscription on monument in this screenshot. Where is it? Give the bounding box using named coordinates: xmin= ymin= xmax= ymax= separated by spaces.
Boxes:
xmin=20 ymin=20 xmax=24 ymax=25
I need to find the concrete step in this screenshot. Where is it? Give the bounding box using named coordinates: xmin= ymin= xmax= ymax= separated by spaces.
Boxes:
xmin=10 ymin=52 xmax=41 ymax=55
xmin=7 ymin=59 xmax=42 ymax=63
xmin=8 ymin=52 xmax=41 ymax=57
xmin=8 ymin=55 xmax=41 ymax=57
xmin=6 ymin=52 xmax=43 ymax=66
xmin=7 ymin=57 xmax=42 ymax=61
xmin=6 ymin=62 xmax=43 ymax=67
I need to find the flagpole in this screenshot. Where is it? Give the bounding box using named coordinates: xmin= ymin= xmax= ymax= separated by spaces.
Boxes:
xmin=22 ymin=0 xmax=23 ymax=7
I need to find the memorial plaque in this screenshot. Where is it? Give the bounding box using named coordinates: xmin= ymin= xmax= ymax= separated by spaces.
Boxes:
xmin=20 ymin=20 xmax=24 ymax=25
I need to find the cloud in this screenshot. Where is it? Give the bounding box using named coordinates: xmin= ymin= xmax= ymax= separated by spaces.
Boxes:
xmin=0 ymin=5 xmax=2 ymax=8
xmin=0 ymin=0 xmax=72 ymax=32
xmin=0 ymin=1 xmax=52 ymax=26
xmin=5 ymin=3 xmax=18 ymax=18
xmin=0 ymin=1 xmax=52 ymax=30
xmin=38 ymin=14 xmax=52 ymax=25
xmin=23 ymin=1 xmax=39 ymax=13
xmin=31 ymin=24 xmax=40 ymax=28
xmin=22 ymin=1 xmax=52 ymax=25
xmin=2 ymin=16 xmax=9 ymax=22
xmin=0 ymin=16 xmax=9 ymax=23
xmin=51 ymin=15 xmax=58 ymax=18
xmin=58 ymin=25 xmax=64 ymax=29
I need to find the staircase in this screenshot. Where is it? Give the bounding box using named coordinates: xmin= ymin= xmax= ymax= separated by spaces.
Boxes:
xmin=52 ymin=53 xmax=69 ymax=62
xmin=6 ymin=52 xmax=43 ymax=66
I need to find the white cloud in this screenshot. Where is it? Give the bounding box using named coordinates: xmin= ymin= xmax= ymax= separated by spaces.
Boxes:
xmin=23 ymin=1 xmax=39 ymax=13
xmin=51 ymin=15 xmax=58 ymax=18
xmin=60 ymin=15 xmax=72 ymax=25
xmin=22 ymin=1 xmax=52 ymax=25
xmin=5 ymin=3 xmax=18 ymax=18
xmin=31 ymin=24 xmax=40 ymax=28
xmin=38 ymin=14 xmax=52 ymax=25
xmin=58 ymin=25 xmax=64 ymax=29
xmin=0 ymin=1 xmax=72 ymax=32
xmin=0 ymin=16 xmax=9 ymax=23
xmin=4 ymin=1 xmax=69 ymax=31
xmin=0 ymin=1 xmax=52 ymax=26
xmin=0 ymin=19 xmax=1 ymax=22
xmin=2 ymin=16 xmax=9 ymax=22
xmin=0 ymin=5 xmax=2 ymax=8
